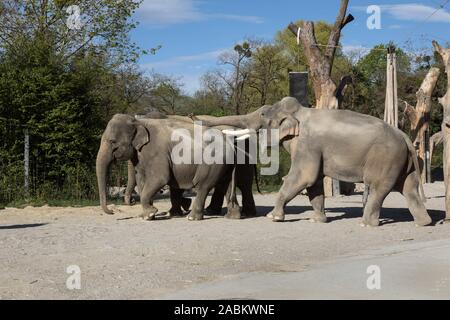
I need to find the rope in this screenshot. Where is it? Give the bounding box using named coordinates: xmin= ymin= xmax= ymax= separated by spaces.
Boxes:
xmin=296 ymin=27 xmax=301 ymax=45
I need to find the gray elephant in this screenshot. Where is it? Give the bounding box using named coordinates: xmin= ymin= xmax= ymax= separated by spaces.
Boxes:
xmin=193 ymin=97 xmax=432 ymax=227
xmin=123 ymin=160 xmax=192 ymax=216
xmin=96 ymin=114 xmax=254 ymax=220
xmin=124 ymin=112 xmax=257 ymax=219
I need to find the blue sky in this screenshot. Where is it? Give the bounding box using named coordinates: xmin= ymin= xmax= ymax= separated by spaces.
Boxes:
xmin=131 ymin=0 xmax=450 ymax=94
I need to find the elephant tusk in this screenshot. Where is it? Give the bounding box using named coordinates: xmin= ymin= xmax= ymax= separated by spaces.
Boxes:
xmin=236 ymin=134 xmax=251 ymax=141
xmin=222 ymin=129 xmax=253 ymax=136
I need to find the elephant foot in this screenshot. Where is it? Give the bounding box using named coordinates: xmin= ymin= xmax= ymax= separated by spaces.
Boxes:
xmin=124 ymin=194 xmax=132 ymax=205
xmin=140 ymin=206 xmax=158 ymax=221
xmin=225 ymin=205 xmax=241 ymax=219
xmin=169 ymin=207 xmax=185 ymax=217
xmin=205 ymin=206 xmax=222 ymax=216
xmin=310 ymin=212 xmax=327 ymax=223
xmin=187 ymin=211 xmax=204 ymax=221
xmin=414 ymin=215 xmax=432 ymax=227
xmin=360 ymin=217 xmax=380 ymax=227
xmin=267 ymin=210 xmax=285 ymax=222
xmin=242 ymin=206 xmax=257 ymax=218
xmin=102 ymin=206 xmax=115 ymax=215
xmin=181 ymin=197 xmax=192 ymax=212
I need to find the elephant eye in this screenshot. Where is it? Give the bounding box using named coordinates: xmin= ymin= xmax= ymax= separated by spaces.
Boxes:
xmin=109 ymin=139 xmax=117 ymax=145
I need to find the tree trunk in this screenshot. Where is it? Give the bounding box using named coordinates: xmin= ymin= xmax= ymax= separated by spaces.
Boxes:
xmin=288 ymin=0 xmax=354 ymax=196
xmin=430 ymin=131 xmax=444 ymax=167
xmin=403 ymin=67 xmax=440 ymax=183
xmin=384 ymin=50 xmax=399 ymax=127
xmin=432 ymin=40 xmax=450 ymax=221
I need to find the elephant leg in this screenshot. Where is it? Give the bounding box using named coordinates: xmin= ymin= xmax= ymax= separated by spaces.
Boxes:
xmin=206 ymin=180 xmax=228 ymax=215
xmin=139 ymin=178 xmax=167 ymax=221
xmin=181 ymin=196 xmax=192 ymax=212
xmin=218 ymin=166 xmax=241 ymax=220
xmin=360 ymin=191 xmax=384 ymax=227
xmin=188 ymin=186 xmax=211 ymax=221
xmin=361 ymin=181 xmax=394 ymax=227
xmin=238 ymin=164 xmax=256 ymax=218
xmin=307 ymin=178 xmax=326 ymax=223
xmin=268 ymin=163 xmax=319 ymax=222
xmin=401 ymin=172 xmax=432 ymax=226
xmin=240 ymin=185 xmax=256 ymax=217
xmin=136 ymin=170 xmax=144 ymax=195
xmin=225 ymin=181 xmax=241 ymax=219
xmin=124 ymin=160 xmax=136 ymax=205
xmin=169 ymin=188 xmax=190 ymax=217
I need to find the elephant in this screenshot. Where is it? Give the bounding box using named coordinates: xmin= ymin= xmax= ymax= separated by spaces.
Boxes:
xmin=192 ymin=96 xmax=432 ymax=227
xmin=123 ymin=112 xmax=258 ymax=219
xmin=96 ymin=114 xmax=255 ymax=221
xmin=124 ymin=159 xmax=192 ymax=217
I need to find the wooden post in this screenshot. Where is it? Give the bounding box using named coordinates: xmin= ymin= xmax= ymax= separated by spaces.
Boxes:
xmin=430 ymin=131 xmax=444 ymax=170
xmin=24 ymin=129 xmax=30 ymax=200
xmin=384 ymin=45 xmax=399 ymax=128
xmin=432 ymin=40 xmax=450 ymax=221
xmin=288 ymin=0 xmax=354 ymax=197
xmin=403 ymin=67 xmax=441 ymax=183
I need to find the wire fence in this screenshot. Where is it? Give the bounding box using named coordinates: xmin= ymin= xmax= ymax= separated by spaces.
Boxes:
xmin=0 ymin=118 xmax=128 ymax=206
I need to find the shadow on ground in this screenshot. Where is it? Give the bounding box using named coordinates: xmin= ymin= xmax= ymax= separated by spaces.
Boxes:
xmin=0 ymin=223 xmax=48 ymax=230
xmin=250 ymin=205 xmax=446 ymax=226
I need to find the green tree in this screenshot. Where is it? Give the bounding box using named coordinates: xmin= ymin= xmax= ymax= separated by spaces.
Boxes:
xmin=0 ymin=0 xmax=149 ymax=205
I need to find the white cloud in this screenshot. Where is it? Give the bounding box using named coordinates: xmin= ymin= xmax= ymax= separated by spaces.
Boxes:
xmin=388 ymin=24 xmax=404 ymax=29
xmin=381 ymin=3 xmax=450 ymax=23
xmin=353 ymin=3 xmax=450 ymax=23
xmin=342 ymin=44 xmax=370 ymax=54
xmin=142 ymin=49 xmax=227 ymax=69
xmin=180 ymin=73 xmax=203 ymax=94
xmin=137 ymin=0 xmax=264 ymax=25
xmin=342 ymin=44 xmax=371 ymax=63
xmin=141 ymin=48 xmax=229 ymax=94
xmin=137 ymin=0 xmax=201 ymax=25
xmin=210 ymin=14 xmax=264 ymax=24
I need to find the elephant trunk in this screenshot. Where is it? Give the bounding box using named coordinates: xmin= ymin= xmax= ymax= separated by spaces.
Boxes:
xmin=192 ymin=112 xmax=257 ymax=129
xmin=96 ymin=138 xmax=114 ymax=214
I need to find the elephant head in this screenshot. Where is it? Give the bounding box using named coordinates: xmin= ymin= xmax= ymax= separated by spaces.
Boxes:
xmin=96 ymin=114 xmax=150 ymax=214
xmin=193 ymin=97 xmax=302 ymax=145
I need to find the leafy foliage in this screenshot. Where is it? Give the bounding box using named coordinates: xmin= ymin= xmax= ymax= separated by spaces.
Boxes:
xmin=0 ymin=4 xmax=447 ymax=206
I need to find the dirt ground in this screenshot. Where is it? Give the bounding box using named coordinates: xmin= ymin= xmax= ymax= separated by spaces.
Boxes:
xmin=1 ymin=182 xmax=449 ymax=299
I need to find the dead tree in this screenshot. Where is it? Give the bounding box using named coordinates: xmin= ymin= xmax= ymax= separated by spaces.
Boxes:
xmin=403 ymin=67 xmax=441 ymax=183
xmin=288 ymin=0 xmax=354 ymax=109
xmin=433 ymin=40 xmax=450 ymax=221
xmin=384 ymin=46 xmax=399 ymax=128
xmin=288 ymin=0 xmax=354 ymax=196
xmin=430 ymin=131 xmax=444 ymax=164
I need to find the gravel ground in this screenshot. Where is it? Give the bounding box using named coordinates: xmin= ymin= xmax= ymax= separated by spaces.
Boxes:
xmin=0 ymin=182 xmax=449 ymax=299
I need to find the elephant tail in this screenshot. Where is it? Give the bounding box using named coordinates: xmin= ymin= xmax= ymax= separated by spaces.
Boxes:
xmin=400 ymin=131 xmax=426 ymax=203
xmin=253 ymin=164 xmax=262 ymax=194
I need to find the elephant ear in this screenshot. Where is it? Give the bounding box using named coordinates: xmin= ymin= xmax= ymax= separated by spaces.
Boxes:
xmin=279 ymin=115 xmax=300 ymax=141
xmin=132 ymin=125 xmax=150 ymax=151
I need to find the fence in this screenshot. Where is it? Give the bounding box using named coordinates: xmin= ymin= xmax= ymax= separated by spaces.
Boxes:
xmin=0 ymin=118 xmax=128 ymax=206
